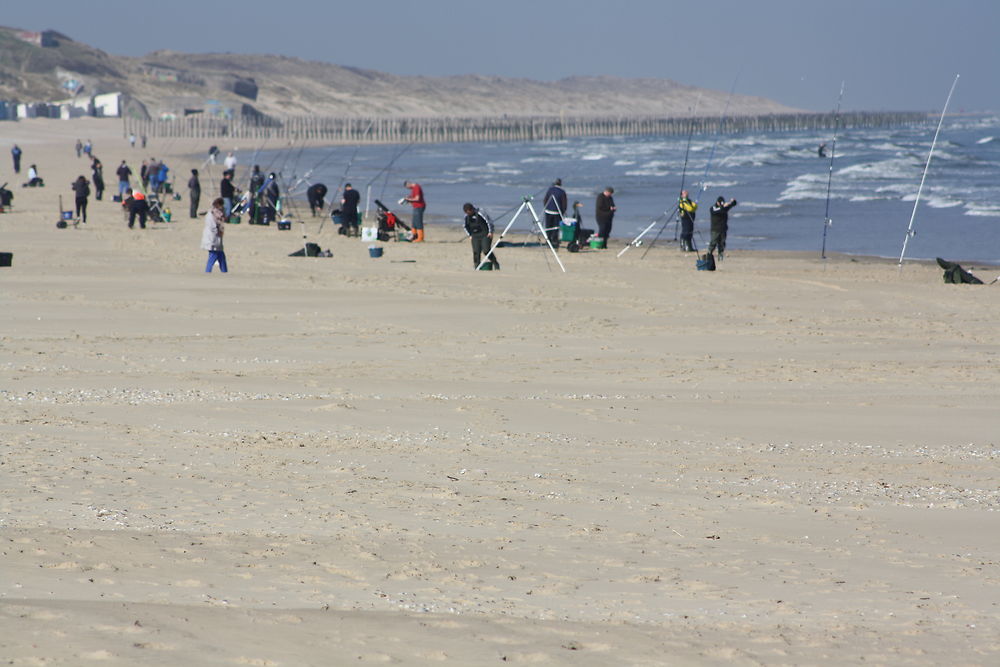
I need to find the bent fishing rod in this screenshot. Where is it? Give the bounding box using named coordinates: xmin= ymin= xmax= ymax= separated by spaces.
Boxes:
xmin=820 ymin=81 xmax=845 ymax=259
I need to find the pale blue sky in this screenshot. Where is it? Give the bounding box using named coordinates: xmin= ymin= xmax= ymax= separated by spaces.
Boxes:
xmin=4 ymin=0 xmax=996 ymax=112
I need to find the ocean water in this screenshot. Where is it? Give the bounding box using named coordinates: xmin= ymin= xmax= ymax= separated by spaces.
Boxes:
xmin=256 ymin=113 xmax=1000 ymax=263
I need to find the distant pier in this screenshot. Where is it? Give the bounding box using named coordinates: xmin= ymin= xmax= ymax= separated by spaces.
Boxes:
xmin=125 ymin=111 xmax=930 ymax=144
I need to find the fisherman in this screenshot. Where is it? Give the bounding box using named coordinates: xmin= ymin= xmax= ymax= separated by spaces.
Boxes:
xmin=91 ymin=157 xmax=105 ymax=201
xmin=340 ymin=183 xmax=360 ymax=236
xmin=678 ymin=189 xmax=697 ymax=252
xmin=72 ymin=175 xmax=90 ymax=224
xmin=248 ymin=165 xmax=264 ymax=222
xmin=595 ymin=186 xmax=616 ymax=244
xmin=75 ymin=139 xmax=83 ymax=158
xmin=402 ymin=180 xmax=426 ymax=242
xmin=220 ymin=170 xmax=235 ymax=219
xmin=261 ymin=173 xmax=279 ymax=225
xmin=116 ymin=160 xmax=132 ymax=199
xmin=207 ymin=145 xmax=219 ymax=164
xmin=11 ymin=145 xmax=22 ymax=174
xmin=463 ymin=202 xmax=499 ymax=270
xmin=128 ymin=190 xmax=149 ymax=229
xmin=818 ymin=142 xmax=827 ymax=158
xmin=140 ymin=160 xmax=149 ymax=191
xmin=188 ymin=169 xmax=201 ymax=219
xmin=24 ymin=164 xmax=43 ymax=187
xmin=306 ymin=182 xmax=328 ymax=217
xmin=129 ymin=133 xmax=136 ymax=148
xmin=543 ymin=179 xmax=568 ymax=249
xmin=223 ymin=151 xmax=237 ymax=172
xmin=707 ymin=196 xmax=737 ymax=260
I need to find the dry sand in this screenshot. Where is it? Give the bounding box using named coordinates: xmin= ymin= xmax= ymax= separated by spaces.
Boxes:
xmin=1 ymin=118 xmax=999 ymax=666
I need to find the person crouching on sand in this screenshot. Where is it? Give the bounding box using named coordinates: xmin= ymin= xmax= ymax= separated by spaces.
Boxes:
xmin=202 ymin=197 xmax=228 ymax=273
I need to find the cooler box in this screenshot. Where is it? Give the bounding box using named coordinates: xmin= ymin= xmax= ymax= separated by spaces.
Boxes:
xmin=560 ymin=219 xmax=577 ymax=242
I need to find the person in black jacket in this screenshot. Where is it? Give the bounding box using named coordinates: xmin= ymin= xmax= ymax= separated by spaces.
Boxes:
xmin=72 ymin=175 xmax=90 ymax=223
xmin=595 ymin=186 xmax=616 ymax=242
xmin=340 ymin=183 xmax=360 ymax=236
xmin=116 ymin=160 xmax=132 ymax=199
xmin=220 ymin=170 xmax=235 ymax=219
xmin=261 ymin=173 xmax=279 ymax=225
xmin=91 ymin=157 xmax=105 ymax=201
xmin=188 ymin=169 xmax=201 ymax=219
xmin=542 ymin=179 xmax=567 ymax=249
xmin=128 ymin=191 xmax=149 ymax=229
xmin=463 ymin=202 xmax=499 ymax=270
xmin=708 ymin=196 xmax=737 ymax=260
xmin=307 ymin=183 xmax=328 ymax=217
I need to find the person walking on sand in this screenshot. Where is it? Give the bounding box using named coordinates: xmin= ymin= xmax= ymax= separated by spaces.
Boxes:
xmin=202 ymin=198 xmax=228 ymax=273
xmin=402 ymin=180 xmax=426 ymax=242
xmin=708 ymin=196 xmax=737 ymax=261
xmin=11 ymin=145 xmax=22 ymax=174
xmin=678 ymin=189 xmax=698 ymax=252
xmin=543 ymin=178 xmax=567 ymax=250
xmin=464 ymin=202 xmax=499 ymax=270
xmin=595 ymin=186 xmax=616 ymax=244
xmin=75 ymin=139 xmax=83 ymax=158
xmin=188 ymin=169 xmax=202 ymax=219
xmin=72 ymin=175 xmax=90 ymax=224
xmin=116 ymin=160 xmax=132 ymax=199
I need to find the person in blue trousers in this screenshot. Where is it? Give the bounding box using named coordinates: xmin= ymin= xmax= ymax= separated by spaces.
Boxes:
xmin=201 ymin=198 xmax=228 ymax=273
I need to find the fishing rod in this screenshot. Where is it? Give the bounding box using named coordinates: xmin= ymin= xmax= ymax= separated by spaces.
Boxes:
xmin=694 ymin=73 xmax=740 ymax=204
xmin=364 ymin=142 xmax=414 ymax=221
xmin=640 ymin=106 xmax=699 ymax=259
xmin=291 ymin=120 xmax=373 ymax=197
xmin=317 ymin=124 xmax=376 ymax=233
xmin=820 ymin=81 xmax=846 ymax=259
xmin=899 ymin=74 xmax=960 ymax=268
xmin=620 ymin=94 xmax=702 ymax=258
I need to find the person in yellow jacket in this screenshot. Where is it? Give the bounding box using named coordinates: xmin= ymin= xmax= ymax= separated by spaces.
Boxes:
xmin=678 ymin=189 xmax=698 ymax=252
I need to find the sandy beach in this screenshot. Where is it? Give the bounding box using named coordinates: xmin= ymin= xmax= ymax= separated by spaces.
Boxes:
xmin=2 ymin=118 xmax=999 ymax=665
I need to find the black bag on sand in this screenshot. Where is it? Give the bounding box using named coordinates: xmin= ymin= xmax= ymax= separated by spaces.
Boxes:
xmin=289 ymin=242 xmax=323 ymax=257
xmin=697 ymin=253 xmax=716 ymax=271
xmin=936 ymin=257 xmax=983 ymax=284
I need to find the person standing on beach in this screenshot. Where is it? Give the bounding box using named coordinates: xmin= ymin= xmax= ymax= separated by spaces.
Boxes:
xmin=141 ymin=135 xmax=147 ymax=149
xmin=223 ymin=151 xmax=237 ymax=172
xmin=11 ymin=145 xmax=22 ymax=174
xmin=83 ymin=139 xmax=92 ymax=157
xmin=116 ymin=160 xmax=132 ymax=199
xmin=188 ymin=169 xmax=201 ymax=219
xmin=543 ymin=178 xmax=567 ymax=249
xmin=678 ymin=189 xmax=697 ymax=252
xmin=201 ymin=198 xmax=228 ymax=273
xmin=129 ymin=133 xmax=136 ymax=148
xmin=71 ymin=175 xmax=90 ymax=223
xmin=340 ymin=183 xmax=360 ymax=236
xmin=91 ymin=157 xmax=105 ymax=201
xmin=402 ymin=180 xmax=426 ymax=242
xmin=75 ymin=139 xmax=83 ymax=158
xmin=463 ymin=202 xmax=499 ymax=270
xmin=220 ymin=170 xmax=235 ymax=219
xmin=708 ymin=196 xmax=737 ymax=260
xmin=140 ymin=160 xmax=149 ymax=191
xmin=595 ymin=186 xmax=616 ymax=243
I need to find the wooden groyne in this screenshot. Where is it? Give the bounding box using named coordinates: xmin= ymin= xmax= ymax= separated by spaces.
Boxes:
xmin=125 ymin=111 xmax=930 ymax=144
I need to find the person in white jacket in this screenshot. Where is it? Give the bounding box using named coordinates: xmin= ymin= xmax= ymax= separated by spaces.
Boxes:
xmin=202 ymin=197 xmax=227 ymax=273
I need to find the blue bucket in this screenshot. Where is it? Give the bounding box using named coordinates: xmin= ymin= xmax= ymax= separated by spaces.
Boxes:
xmin=61 ymin=210 xmax=73 ymax=220
xmin=368 ymin=246 xmax=383 ymax=258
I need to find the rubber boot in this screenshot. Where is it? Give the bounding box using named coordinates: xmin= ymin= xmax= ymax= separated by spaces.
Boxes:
xmin=413 ymin=229 xmax=424 ymax=242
